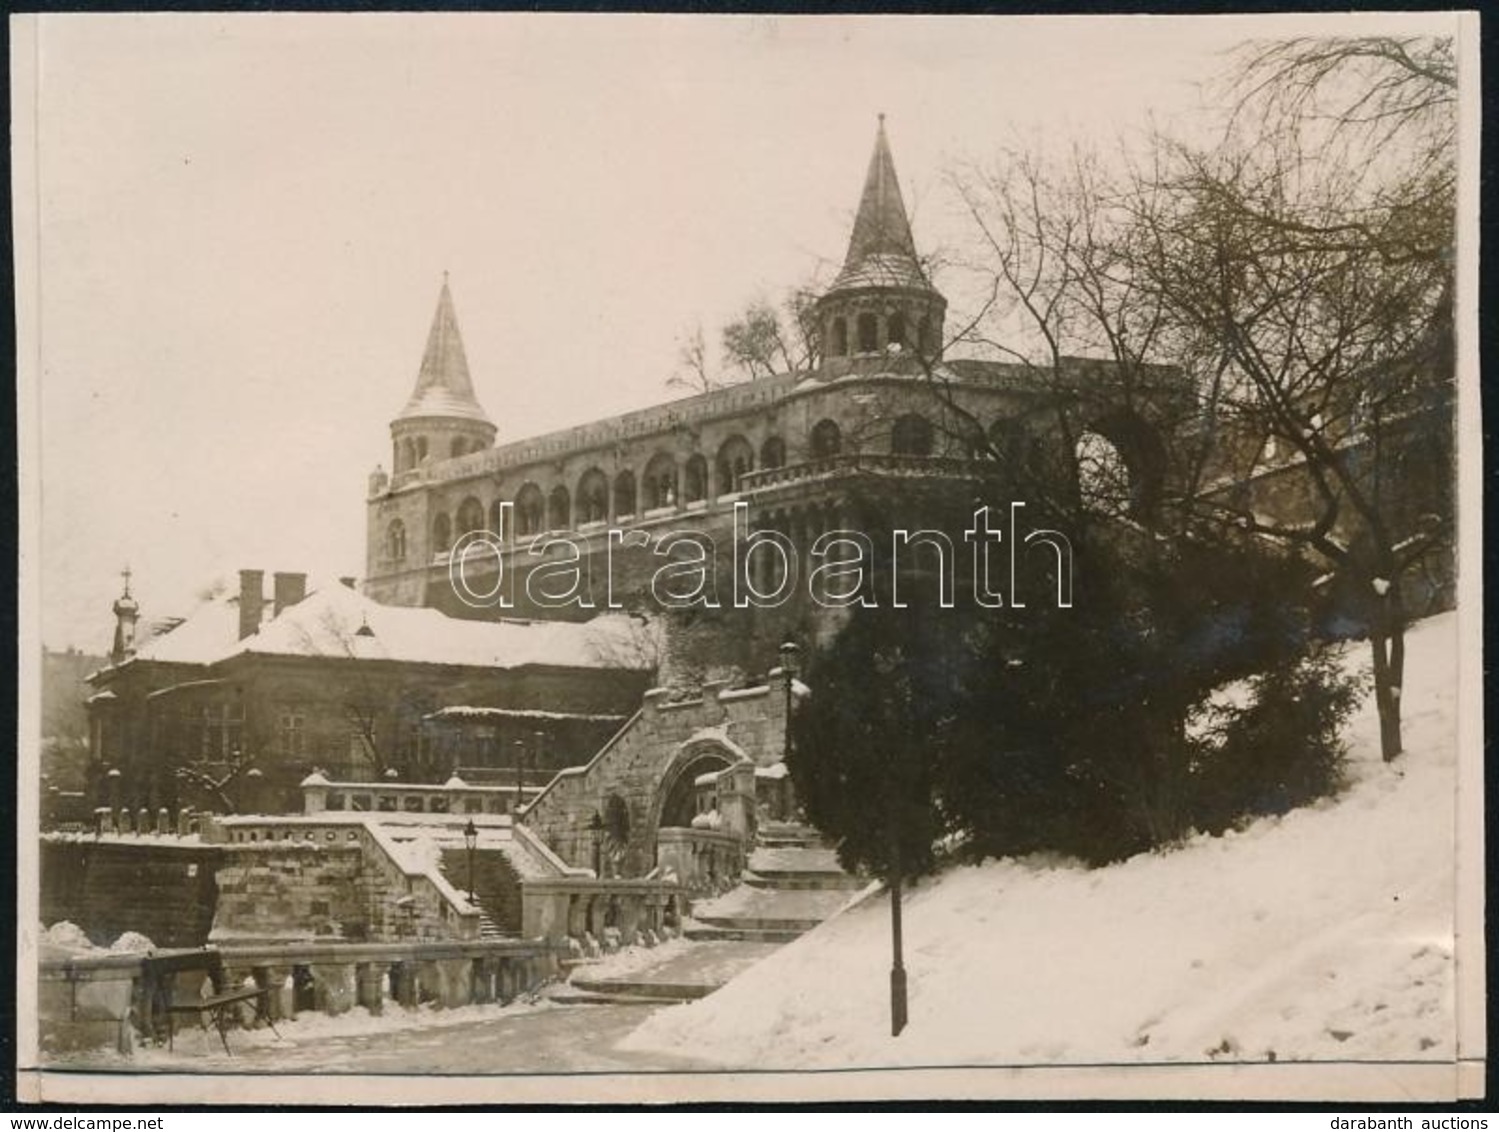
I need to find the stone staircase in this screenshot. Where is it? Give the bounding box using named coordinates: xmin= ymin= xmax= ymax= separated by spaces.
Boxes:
xmin=684 ymin=821 xmax=864 ymax=943
xmin=438 ymin=849 xmax=521 ymax=940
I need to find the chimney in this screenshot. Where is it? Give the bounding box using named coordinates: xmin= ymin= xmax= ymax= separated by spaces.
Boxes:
xmin=273 ymin=572 xmax=308 ymax=617
xmin=238 ymin=570 xmax=265 ymax=641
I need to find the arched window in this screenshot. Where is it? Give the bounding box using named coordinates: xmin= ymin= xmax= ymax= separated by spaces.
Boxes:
xmin=488 ymin=498 xmax=506 ymax=536
xmin=451 ymin=438 xmax=467 ymax=459
xmin=887 ymin=312 xmax=907 ymax=349
xmin=811 ymin=419 xmax=842 ymax=459
xmin=456 ymin=496 xmax=485 ymax=535
xmin=416 ymin=437 xmax=429 ymax=463
xmin=760 ymin=436 xmax=786 ymax=470
xmin=891 ymin=414 xmax=934 ymax=456
xmin=431 ymin=512 xmax=452 ymax=553
xmin=613 ymin=470 xmax=637 ymax=519
xmin=715 ymin=435 xmax=754 ymax=495
xmin=830 ymin=317 xmax=848 ymax=357
xmin=857 ymin=312 xmax=879 ymax=353
xmin=515 ymin=484 xmax=544 ymax=537
xmin=683 ymin=454 xmax=709 ymax=504
xmin=547 ymin=485 xmax=571 ymax=530
xmin=387 ymin=519 xmax=407 ymax=561
xmin=577 ymin=468 xmax=609 ymax=524
xmin=643 ymin=453 xmax=678 ymax=510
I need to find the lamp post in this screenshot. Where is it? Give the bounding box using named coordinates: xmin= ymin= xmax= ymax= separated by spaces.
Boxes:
xmin=512 ymin=736 xmax=527 ymax=815
xmin=588 ymin=810 xmax=604 ymax=877
xmin=778 ymin=639 xmax=800 ymax=821
xmin=462 ymin=818 xmax=478 ymax=904
xmin=890 ymin=839 xmax=908 ymax=1036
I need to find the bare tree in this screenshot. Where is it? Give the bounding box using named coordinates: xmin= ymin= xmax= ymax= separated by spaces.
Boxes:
xmin=667 ymin=323 xmax=721 ymax=395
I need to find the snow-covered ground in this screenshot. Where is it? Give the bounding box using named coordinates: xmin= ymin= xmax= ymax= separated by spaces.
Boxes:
xmin=622 ymin=613 xmax=1463 ymax=1070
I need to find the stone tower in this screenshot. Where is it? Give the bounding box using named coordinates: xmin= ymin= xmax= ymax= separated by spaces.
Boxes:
xmin=388 ymin=277 xmax=497 ymax=478
xmin=816 ymin=116 xmax=947 ymax=375
xmin=109 ymin=567 xmax=139 ymax=665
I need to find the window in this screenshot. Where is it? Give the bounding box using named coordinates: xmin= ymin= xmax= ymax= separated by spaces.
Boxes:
xmin=327 ymin=794 xmax=345 ymax=812
xmin=644 ymin=453 xmax=677 ymax=509
xmin=432 ymin=512 xmax=452 ymax=553
xmin=416 ymin=437 xmax=428 ymax=462
xmin=578 ymin=469 xmax=610 ymax=523
xmin=547 ymin=485 xmax=571 ymax=530
xmin=891 ymin=414 xmax=934 ymax=456
xmin=811 ymin=419 xmax=842 ymax=459
xmin=278 ymin=709 xmax=306 ymax=757
xmin=830 ymin=317 xmax=848 ymax=357
xmin=386 ymin=520 xmax=407 ymax=562
xmin=887 ymin=312 xmax=906 ymax=348
xmin=857 ymin=313 xmax=878 ymax=353
xmin=200 ymin=701 xmax=244 ymax=759
xmin=683 ymin=455 xmax=709 ymax=504
xmin=760 ymin=436 xmax=786 ymax=470
xmin=488 ymin=498 xmax=506 ymax=536
xmin=515 ymin=484 xmax=544 ymax=536
xmin=451 ymin=438 xmax=467 ymax=458
xmin=456 ymin=496 xmax=485 ymax=535
xmin=613 ymin=470 xmax=637 ymax=518
xmin=715 ymin=435 xmax=754 ymax=495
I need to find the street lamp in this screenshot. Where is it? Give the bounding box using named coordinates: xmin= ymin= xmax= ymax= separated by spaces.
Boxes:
xmin=512 ymin=736 xmax=527 ymax=814
xmin=587 ymin=810 xmax=604 ymax=877
xmin=463 ymin=818 xmax=479 ymax=903
xmin=778 ymin=639 xmax=800 ymax=821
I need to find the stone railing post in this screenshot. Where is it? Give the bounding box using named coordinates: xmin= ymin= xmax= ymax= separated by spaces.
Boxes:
xmin=310 ymin=962 xmax=356 ymax=1016
xmin=355 ymin=962 xmax=386 ymax=1016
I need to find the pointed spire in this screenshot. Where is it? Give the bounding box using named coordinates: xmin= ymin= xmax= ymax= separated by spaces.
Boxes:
xmin=827 ymin=117 xmax=935 ymax=296
xmin=843 ymin=114 xmax=916 ymax=266
xmin=397 ymin=278 xmax=492 ymax=424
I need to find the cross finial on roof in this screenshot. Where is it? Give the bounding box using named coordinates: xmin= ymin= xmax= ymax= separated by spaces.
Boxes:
xmin=120 ymin=564 xmax=132 ymax=598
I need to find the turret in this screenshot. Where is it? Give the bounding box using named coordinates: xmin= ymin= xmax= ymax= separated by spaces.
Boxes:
xmin=816 ymin=116 xmax=946 ymax=373
xmin=109 ymin=566 xmax=139 ymax=665
xmin=389 ymin=276 xmax=497 ymax=480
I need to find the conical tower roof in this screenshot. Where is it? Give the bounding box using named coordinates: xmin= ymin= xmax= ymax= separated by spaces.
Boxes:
xmin=397 ymin=278 xmax=492 ymax=424
xmin=828 ymin=116 xmax=935 ymax=295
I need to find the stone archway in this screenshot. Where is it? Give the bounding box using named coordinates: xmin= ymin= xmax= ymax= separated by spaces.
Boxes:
xmin=653 ymin=743 xmax=737 ymax=831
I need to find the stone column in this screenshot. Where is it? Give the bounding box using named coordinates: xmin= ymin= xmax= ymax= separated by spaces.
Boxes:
xmin=254 ymin=966 xmax=293 ymax=1023
xmin=355 ymin=963 xmax=386 ymax=1016
xmin=310 ymin=963 xmax=356 ymax=1016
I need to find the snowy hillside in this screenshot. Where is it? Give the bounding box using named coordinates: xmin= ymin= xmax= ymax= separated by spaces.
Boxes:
xmin=623 ymin=613 xmax=1463 ymax=1070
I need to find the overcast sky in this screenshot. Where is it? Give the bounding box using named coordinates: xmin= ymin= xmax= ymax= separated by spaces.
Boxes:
xmin=21 ymin=11 xmax=1460 ymax=650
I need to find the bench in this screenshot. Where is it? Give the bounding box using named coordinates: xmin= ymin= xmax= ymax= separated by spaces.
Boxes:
xmin=166 ymin=985 xmax=280 ymax=1055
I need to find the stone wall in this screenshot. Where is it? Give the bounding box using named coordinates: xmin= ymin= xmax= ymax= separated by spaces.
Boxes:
xmin=39 ymin=838 xmax=223 ymax=948
xmin=210 ymin=843 xmax=373 ymax=943
xmin=520 ymin=680 xmax=785 ymax=877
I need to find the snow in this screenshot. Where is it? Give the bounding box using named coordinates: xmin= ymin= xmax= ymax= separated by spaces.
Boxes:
xmin=623 ymin=613 xmax=1462 ymax=1071
xmin=124 ymin=579 xmax=650 ymax=671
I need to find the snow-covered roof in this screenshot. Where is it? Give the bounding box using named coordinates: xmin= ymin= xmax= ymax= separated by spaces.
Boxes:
xmin=124 ymin=578 xmax=651 ymax=673
xmin=427 ymin=706 xmax=627 ymax=723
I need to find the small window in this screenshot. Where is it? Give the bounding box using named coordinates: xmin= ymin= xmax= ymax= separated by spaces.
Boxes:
xmin=403 ymin=796 xmax=425 ymax=813
xmin=760 ymin=436 xmax=786 ymax=470
xmin=811 ymin=419 xmax=842 ymax=459
xmin=432 ymin=512 xmax=452 ymax=553
xmin=326 ymin=793 xmax=345 ymax=812
xmin=830 ymin=317 xmax=848 ymax=357
xmin=857 ymin=313 xmax=878 ymax=353
xmin=887 ymin=312 xmax=906 ymax=348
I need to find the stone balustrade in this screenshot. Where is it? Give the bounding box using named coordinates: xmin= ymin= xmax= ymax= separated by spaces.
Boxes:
xmin=37 ymin=937 xmax=567 ymax=1056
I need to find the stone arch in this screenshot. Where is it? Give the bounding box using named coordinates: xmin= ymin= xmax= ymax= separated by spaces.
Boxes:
xmin=613 ymin=469 xmax=637 ymax=518
xmin=547 ymin=484 xmax=571 ymax=530
xmin=577 ymin=468 xmax=609 ymax=523
xmin=760 ymin=435 xmax=787 ymax=470
xmin=811 ymin=418 xmax=842 ymax=459
xmin=683 ymin=453 xmax=709 ymax=504
xmin=514 ymin=483 xmax=544 ymax=537
xmin=1078 ymin=408 xmax=1168 ymax=520
xmin=643 ymin=452 xmax=677 ymax=510
xmin=455 ymin=495 xmax=485 ymax=536
xmin=715 ymin=435 xmax=754 ymax=495
xmin=652 ymin=740 xmax=740 ymax=832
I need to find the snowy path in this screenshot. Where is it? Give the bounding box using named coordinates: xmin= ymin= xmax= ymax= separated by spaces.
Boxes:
xmin=69 ymin=1002 xmax=709 ymax=1075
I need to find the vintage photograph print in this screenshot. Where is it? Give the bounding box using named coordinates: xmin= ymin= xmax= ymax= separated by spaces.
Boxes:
xmin=13 ymin=11 xmax=1484 ymax=1105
